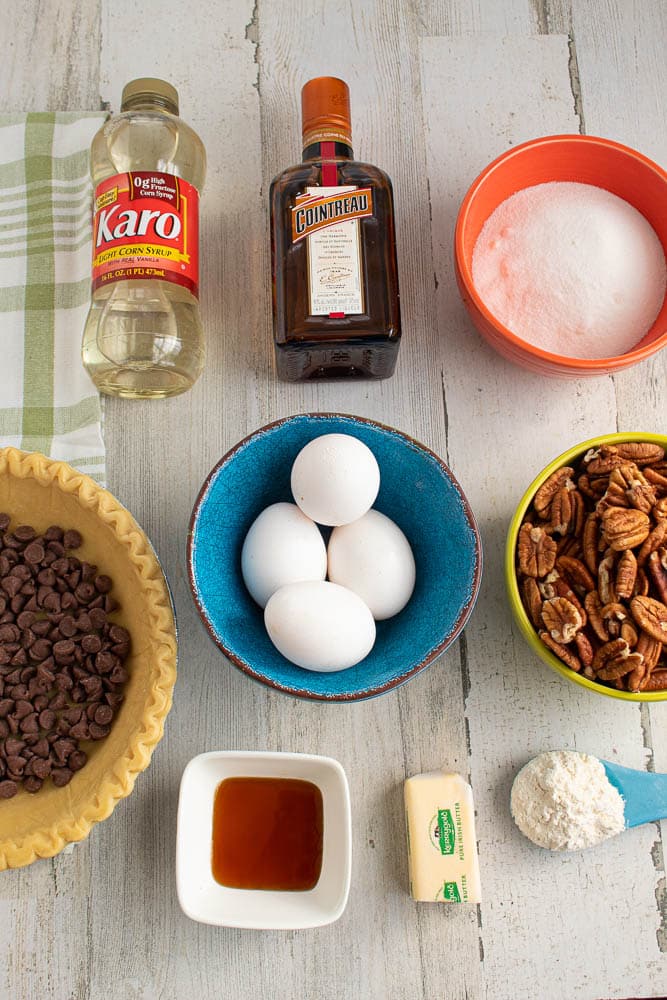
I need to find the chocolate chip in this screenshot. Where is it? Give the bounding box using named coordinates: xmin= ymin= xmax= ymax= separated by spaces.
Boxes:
xmin=109 ymin=625 xmax=130 ymax=645
xmin=63 ymin=530 xmax=82 ymax=550
xmin=88 ymin=722 xmax=110 ymax=741
xmin=89 ymin=608 xmax=107 ymax=629
xmin=81 ymin=634 xmax=102 ymax=654
xmin=24 ymin=776 xmax=43 ymax=793
xmin=38 ymin=709 xmax=56 ymax=730
xmin=14 ymin=526 xmax=36 ymax=543
xmin=94 ymin=704 xmax=113 ymax=726
xmin=69 ymin=750 xmax=87 ymax=772
xmin=51 ymin=768 xmax=73 ymax=787
xmin=42 ymin=592 xmax=61 ymax=613
xmin=95 ymin=651 xmax=116 ymax=674
xmin=23 ymin=541 xmax=45 ymax=565
xmin=75 ymin=583 xmax=95 ymax=605
xmin=32 ymin=757 xmax=51 ymax=779
xmin=6 ymin=755 xmax=25 ymax=774
xmin=19 ymin=714 xmax=39 ymax=734
xmin=69 ymin=720 xmax=89 ymax=740
xmin=53 ymin=639 xmax=75 ymax=662
xmin=44 ymin=526 xmax=63 ymax=542
xmin=29 ymin=639 xmax=52 ymax=661
xmin=0 ymin=780 xmax=17 ymax=798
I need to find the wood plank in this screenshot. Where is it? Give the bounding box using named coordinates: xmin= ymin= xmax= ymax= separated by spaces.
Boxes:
xmin=0 ymin=0 xmax=101 ymax=110
xmin=420 ymin=32 xmax=664 ymax=999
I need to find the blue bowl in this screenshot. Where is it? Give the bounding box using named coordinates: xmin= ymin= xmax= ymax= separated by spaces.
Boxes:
xmin=187 ymin=414 xmax=482 ymax=702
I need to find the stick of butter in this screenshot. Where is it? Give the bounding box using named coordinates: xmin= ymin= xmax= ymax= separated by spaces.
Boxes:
xmin=404 ymin=770 xmax=481 ymax=903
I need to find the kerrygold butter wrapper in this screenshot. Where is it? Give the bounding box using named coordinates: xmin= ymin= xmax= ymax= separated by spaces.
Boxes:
xmin=404 ymin=770 xmax=481 ymax=903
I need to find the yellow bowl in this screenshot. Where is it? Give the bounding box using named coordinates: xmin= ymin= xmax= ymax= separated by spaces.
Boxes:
xmin=505 ymin=431 xmax=667 ymax=702
xmin=0 ymin=449 xmax=177 ymax=868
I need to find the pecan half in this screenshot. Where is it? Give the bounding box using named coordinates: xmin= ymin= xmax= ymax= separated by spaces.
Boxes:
xmin=539 ymin=630 xmax=581 ymax=672
xmin=592 ymin=638 xmax=629 ymax=673
xmin=601 ymin=507 xmax=650 ymax=551
xmin=585 ymin=590 xmax=609 ymax=642
xmin=557 ymin=555 xmax=596 ymax=594
xmin=541 ymin=597 xmax=583 ymax=644
xmin=600 ymin=602 xmax=627 ymax=638
xmin=636 ymin=631 xmax=662 ymax=672
xmin=615 ymin=549 xmax=637 ymax=601
xmin=638 ymin=520 xmax=667 ymax=566
xmin=598 ymin=652 xmax=641 ymax=682
xmin=645 ymin=468 xmax=667 ymax=495
xmin=533 ymin=467 xmax=575 ymax=518
xmin=552 ymin=577 xmax=587 ymax=625
xmin=583 ymin=446 xmax=623 ymax=476
xmin=616 ymin=442 xmax=664 ymax=466
xmin=627 ymin=658 xmax=648 ymax=693
xmin=653 ymin=498 xmax=667 ymax=521
xmin=630 ymin=595 xmax=667 ymax=645
xmin=578 ymin=473 xmax=607 ymax=500
xmin=518 ymin=523 xmax=557 ymax=578
xmin=647 ymin=548 xmax=667 ymax=604
xmin=582 ymin=513 xmax=600 ymax=575
xmin=522 ymin=577 xmax=543 ymax=630
xmin=633 ymin=568 xmax=650 ymax=597
xmin=600 ymin=463 xmax=656 ymax=515
xmin=643 ymin=669 xmax=667 ymax=691
xmin=597 ymin=553 xmax=617 ymax=605
xmin=620 ymin=620 xmax=638 ymax=648
xmin=574 ymin=631 xmax=595 ymax=668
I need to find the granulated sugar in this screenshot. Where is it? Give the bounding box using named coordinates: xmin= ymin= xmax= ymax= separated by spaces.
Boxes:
xmin=472 ymin=181 xmax=666 ymax=359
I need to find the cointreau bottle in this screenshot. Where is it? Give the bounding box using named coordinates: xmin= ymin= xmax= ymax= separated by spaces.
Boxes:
xmin=270 ymin=77 xmax=401 ymax=381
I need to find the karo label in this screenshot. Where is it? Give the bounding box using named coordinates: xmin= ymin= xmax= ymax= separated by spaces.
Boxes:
xmin=292 ymin=186 xmax=373 ymax=242
xmin=91 ymin=171 xmax=199 ymax=296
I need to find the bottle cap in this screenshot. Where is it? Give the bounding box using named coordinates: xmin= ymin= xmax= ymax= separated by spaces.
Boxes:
xmin=121 ymin=78 xmax=179 ymax=114
xmin=301 ymin=77 xmax=352 ymax=147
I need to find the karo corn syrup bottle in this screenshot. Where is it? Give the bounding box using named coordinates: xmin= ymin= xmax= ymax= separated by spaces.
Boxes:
xmin=270 ymin=77 xmax=402 ymax=381
xmin=82 ymin=78 xmax=206 ymax=398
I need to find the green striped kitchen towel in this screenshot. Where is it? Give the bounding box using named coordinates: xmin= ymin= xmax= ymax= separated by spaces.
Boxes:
xmin=0 ymin=112 xmax=108 ymax=483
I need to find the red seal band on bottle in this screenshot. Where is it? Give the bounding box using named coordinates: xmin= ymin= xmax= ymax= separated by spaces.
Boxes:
xmin=91 ymin=171 xmax=199 ymax=296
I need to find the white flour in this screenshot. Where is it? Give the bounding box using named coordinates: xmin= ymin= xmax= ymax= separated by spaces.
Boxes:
xmin=472 ymin=181 xmax=666 ymax=359
xmin=510 ymin=750 xmax=626 ymax=851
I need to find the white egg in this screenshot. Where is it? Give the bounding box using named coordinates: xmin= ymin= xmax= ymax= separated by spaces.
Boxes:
xmin=327 ymin=509 xmax=416 ymax=620
xmin=241 ymin=503 xmax=327 ymax=608
xmin=264 ymin=581 xmax=376 ymax=671
xmin=290 ymin=433 xmax=380 ymax=526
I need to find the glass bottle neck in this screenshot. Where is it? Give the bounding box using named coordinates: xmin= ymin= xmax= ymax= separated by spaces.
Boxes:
xmin=121 ymin=95 xmax=178 ymax=115
xmin=302 ymin=140 xmax=354 ymax=161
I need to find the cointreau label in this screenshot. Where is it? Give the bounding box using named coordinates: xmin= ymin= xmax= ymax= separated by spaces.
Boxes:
xmin=91 ymin=171 xmax=199 ymax=296
xmin=292 ymin=186 xmax=373 ymax=243
xmin=298 ymin=186 xmax=367 ymax=317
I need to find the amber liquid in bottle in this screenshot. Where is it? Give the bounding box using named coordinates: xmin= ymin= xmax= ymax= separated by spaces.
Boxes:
xmin=270 ymin=78 xmax=401 ymax=381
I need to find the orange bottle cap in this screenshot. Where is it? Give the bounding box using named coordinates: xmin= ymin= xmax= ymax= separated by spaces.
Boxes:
xmin=301 ymin=77 xmax=352 ymax=147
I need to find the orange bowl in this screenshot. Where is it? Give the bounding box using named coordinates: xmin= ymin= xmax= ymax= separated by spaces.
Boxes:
xmin=455 ymin=135 xmax=667 ymax=377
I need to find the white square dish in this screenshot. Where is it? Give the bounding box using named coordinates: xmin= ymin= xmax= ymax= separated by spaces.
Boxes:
xmin=176 ymin=750 xmax=352 ymax=929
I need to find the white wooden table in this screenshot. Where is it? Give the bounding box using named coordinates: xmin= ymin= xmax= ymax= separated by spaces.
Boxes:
xmin=2 ymin=2 xmax=666 ymax=998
